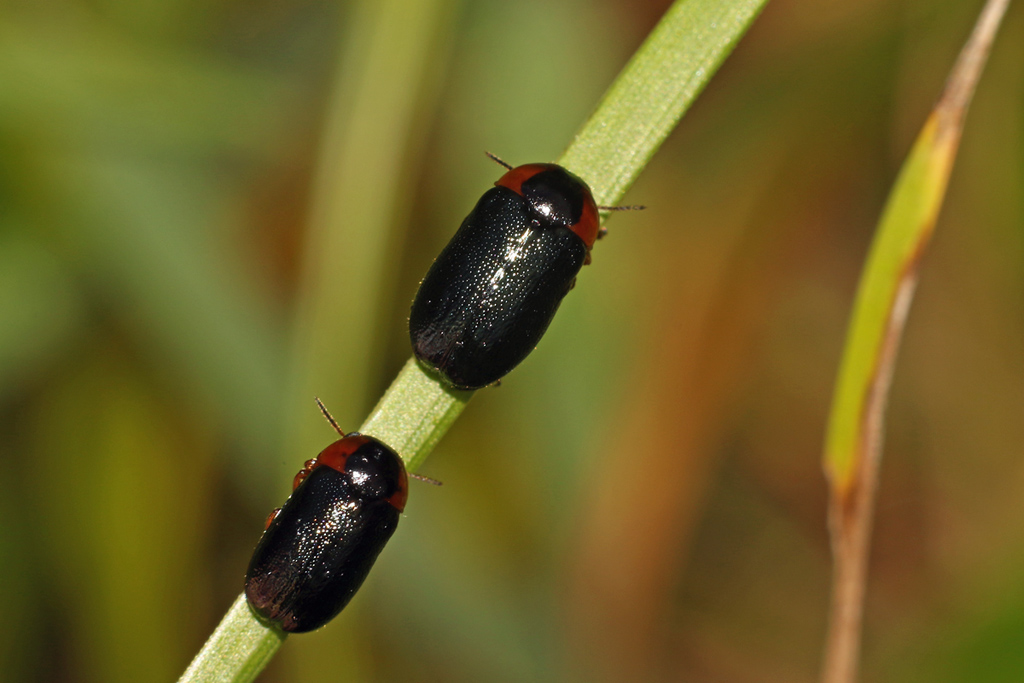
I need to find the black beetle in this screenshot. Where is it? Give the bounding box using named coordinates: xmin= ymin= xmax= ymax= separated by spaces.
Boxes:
xmin=410 ymin=157 xmax=604 ymax=390
xmin=244 ymin=405 xmax=407 ymax=633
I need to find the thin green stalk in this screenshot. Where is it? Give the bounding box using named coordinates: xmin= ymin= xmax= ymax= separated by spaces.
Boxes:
xmin=178 ymin=596 xmax=286 ymax=683
xmin=561 ymin=0 xmax=769 ymax=204
xmin=178 ymin=0 xmax=768 ymax=680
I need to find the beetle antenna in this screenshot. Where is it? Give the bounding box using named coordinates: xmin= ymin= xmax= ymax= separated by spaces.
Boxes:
xmin=598 ymin=204 xmax=646 ymax=211
xmin=410 ymin=473 xmax=443 ymax=486
xmin=314 ymin=397 xmax=345 ymax=437
xmin=484 ymin=151 xmax=514 ymax=170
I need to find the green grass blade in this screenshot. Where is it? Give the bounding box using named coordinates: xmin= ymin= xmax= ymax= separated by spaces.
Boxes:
xmin=821 ymin=2 xmax=1011 ymax=682
xmin=179 ymin=0 xmax=769 ymax=679
xmin=177 ymin=596 xmax=285 ymax=683
xmin=560 ymin=0 xmax=769 ymax=205
xmin=360 ymin=358 xmax=473 ymax=474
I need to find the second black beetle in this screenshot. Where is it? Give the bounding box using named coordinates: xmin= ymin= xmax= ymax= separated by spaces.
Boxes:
xmin=410 ymin=157 xmax=605 ymax=390
xmin=245 ymin=405 xmax=408 ymax=633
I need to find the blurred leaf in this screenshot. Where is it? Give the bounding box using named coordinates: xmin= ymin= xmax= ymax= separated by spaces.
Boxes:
xmin=48 ymin=154 xmax=287 ymax=491
xmin=281 ymin=0 xmax=458 ymax=482
xmin=821 ymin=1 xmax=1010 ymax=681
xmin=896 ymin=588 xmax=1024 ymax=683
xmin=0 ymin=11 xmax=294 ymax=158
xmin=279 ymin=0 xmax=459 ymax=680
xmin=380 ymin=524 xmax=543 ymax=683
xmin=32 ymin=354 xmax=216 ymax=683
xmin=0 ymin=446 xmax=43 ymax=681
xmin=0 ymin=233 xmax=85 ymax=399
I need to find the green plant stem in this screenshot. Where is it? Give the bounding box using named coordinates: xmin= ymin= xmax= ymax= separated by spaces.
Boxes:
xmin=177 ymin=596 xmax=285 ymax=683
xmin=178 ymin=0 xmax=769 ymax=680
xmin=561 ymin=0 xmax=769 ymax=205
xmin=360 ymin=358 xmax=473 ymax=473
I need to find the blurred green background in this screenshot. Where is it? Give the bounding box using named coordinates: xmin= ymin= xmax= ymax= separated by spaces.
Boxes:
xmin=0 ymin=0 xmax=1021 ymax=681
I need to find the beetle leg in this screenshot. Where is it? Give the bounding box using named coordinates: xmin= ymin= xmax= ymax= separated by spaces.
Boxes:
xmin=264 ymin=508 xmax=282 ymax=530
xmin=293 ymin=468 xmax=313 ymax=490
